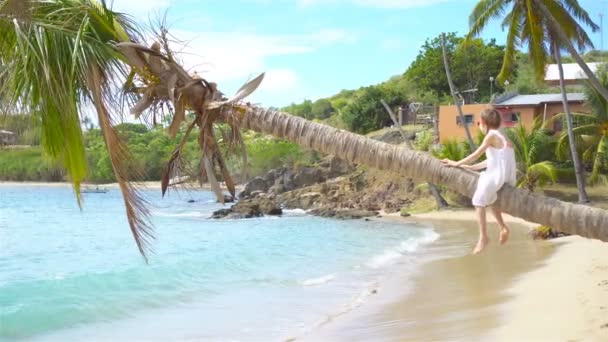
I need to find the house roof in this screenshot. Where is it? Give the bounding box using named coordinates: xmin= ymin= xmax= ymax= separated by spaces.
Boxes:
xmin=494 ymin=93 xmax=585 ymax=106
xmin=544 ymin=63 xmax=600 ymax=82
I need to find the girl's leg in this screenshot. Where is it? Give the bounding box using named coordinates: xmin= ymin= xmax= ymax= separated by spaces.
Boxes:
xmin=473 ymin=206 xmax=490 ymax=254
xmin=490 ymin=207 xmax=510 ymax=245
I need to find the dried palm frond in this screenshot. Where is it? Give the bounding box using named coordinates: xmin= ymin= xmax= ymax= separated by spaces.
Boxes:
xmin=117 ymin=33 xmax=264 ymax=202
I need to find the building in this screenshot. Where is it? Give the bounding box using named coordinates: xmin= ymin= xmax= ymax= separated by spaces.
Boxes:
xmin=438 ymin=93 xmax=588 ymax=143
xmin=544 ymin=63 xmax=600 ymax=86
xmin=0 ymin=129 xmax=16 ymax=145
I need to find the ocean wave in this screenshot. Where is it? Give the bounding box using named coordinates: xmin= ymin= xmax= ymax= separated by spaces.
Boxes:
xmin=366 ymin=229 xmax=439 ymax=269
xmin=282 ymin=208 xmax=308 ymax=216
xmin=300 ymin=274 xmax=335 ymax=286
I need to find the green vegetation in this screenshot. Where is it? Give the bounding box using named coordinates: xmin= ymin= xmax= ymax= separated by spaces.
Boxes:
xmin=405 ymin=32 xmax=504 ymax=102
xmin=555 ymin=65 xmax=608 ymax=184
xmin=505 ymin=120 xmax=558 ymax=191
xmin=0 ymin=147 xmax=62 ymax=181
xmin=0 ymin=123 xmax=313 ymax=183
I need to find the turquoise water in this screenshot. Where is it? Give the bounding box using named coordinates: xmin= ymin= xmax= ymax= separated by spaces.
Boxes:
xmin=0 ymin=186 xmax=438 ymax=341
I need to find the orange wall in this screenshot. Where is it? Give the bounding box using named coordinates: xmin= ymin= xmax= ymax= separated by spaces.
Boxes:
xmin=439 ymin=102 xmax=590 ymax=143
xmin=499 ymin=102 xmax=589 ymax=130
xmin=438 ymin=104 xmax=490 ymax=143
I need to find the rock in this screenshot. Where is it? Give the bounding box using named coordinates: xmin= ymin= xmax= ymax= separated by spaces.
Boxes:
xmin=268 ymin=182 xmax=287 ymax=195
xmin=223 ymin=195 xmax=235 ymax=203
xmin=309 ymin=208 xmax=378 ymax=219
xmin=400 ymin=209 xmax=411 ymax=217
xmin=292 ymin=167 xmax=324 ymax=188
xmin=327 ymin=156 xmax=354 ymax=177
xmin=370 ymin=130 xmax=416 ymax=144
xmin=299 ymin=192 xmax=321 ymax=207
xmin=232 ymin=202 xmax=263 ymax=218
xmin=211 ymin=208 xmax=232 ymax=219
xmin=249 ymin=191 xmax=265 ymax=198
xmin=263 ymin=167 xmax=286 ymax=184
xmin=258 ymin=198 xmax=282 ymax=216
xmin=239 ymin=177 xmax=269 ymax=198
xmin=187 ymin=199 xmax=196 ymax=203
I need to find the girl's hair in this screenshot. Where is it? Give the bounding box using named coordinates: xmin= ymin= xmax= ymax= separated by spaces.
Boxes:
xmin=480 ymin=108 xmax=501 ymax=129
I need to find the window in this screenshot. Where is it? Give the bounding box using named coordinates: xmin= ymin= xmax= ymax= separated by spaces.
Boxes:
xmin=501 ymin=112 xmax=520 ymax=123
xmin=511 ymin=112 xmax=520 ymax=122
xmin=456 ymin=114 xmax=474 ymax=125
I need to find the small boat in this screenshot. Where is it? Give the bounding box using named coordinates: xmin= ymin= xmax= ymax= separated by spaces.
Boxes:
xmin=83 ymin=186 xmax=109 ymax=194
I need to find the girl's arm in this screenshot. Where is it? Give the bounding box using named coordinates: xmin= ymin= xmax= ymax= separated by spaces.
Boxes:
xmin=462 ymin=160 xmax=487 ymax=171
xmin=441 ymin=135 xmax=492 ymax=167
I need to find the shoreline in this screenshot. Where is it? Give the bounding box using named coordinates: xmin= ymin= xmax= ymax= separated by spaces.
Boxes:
xmin=0 ymin=181 xmax=243 ymax=191
xmin=304 ymin=210 xmax=608 ymax=341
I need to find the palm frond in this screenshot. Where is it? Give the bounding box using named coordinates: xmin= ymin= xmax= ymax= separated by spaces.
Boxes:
xmin=468 ymin=0 xmax=509 ymax=39
xmin=543 ymin=0 xmax=594 ymax=50
xmin=497 ymin=3 xmax=523 ymax=83
xmin=528 ymin=160 xmax=558 ymax=185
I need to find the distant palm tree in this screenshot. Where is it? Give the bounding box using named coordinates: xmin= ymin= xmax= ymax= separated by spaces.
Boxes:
xmin=504 ymin=120 xmax=558 ymax=191
xmin=555 ymin=66 xmax=608 ymax=184
xmin=468 ymin=0 xmax=594 ymax=202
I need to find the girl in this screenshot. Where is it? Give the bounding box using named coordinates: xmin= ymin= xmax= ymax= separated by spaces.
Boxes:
xmin=441 ymin=108 xmax=517 ymax=254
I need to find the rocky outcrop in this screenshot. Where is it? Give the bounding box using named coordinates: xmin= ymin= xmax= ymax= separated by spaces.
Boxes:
xmin=213 ymin=146 xmax=467 ymax=220
xmin=211 ymin=195 xmax=282 ymax=219
xmin=308 ymin=208 xmax=379 ymax=219
xmin=238 ymin=155 xmax=354 ymax=198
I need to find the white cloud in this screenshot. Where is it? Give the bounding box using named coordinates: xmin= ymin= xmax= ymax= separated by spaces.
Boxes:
xmin=260 ymin=68 xmax=299 ymax=91
xmin=164 ymin=28 xmax=353 ymax=95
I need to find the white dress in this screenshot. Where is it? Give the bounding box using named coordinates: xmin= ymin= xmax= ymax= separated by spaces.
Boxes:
xmin=472 ymin=130 xmax=517 ymax=207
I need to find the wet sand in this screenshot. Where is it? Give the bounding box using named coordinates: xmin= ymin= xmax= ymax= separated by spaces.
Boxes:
xmin=302 ymin=210 xmax=608 ymax=341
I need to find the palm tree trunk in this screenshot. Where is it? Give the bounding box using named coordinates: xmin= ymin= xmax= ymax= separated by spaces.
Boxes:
xmin=237 ymin=106 xmax=608 ymax=242
xmin=381 ymin=99 xmax=448 ymax=209
xmin=554 ymin=44 xmax=590 ymax=203
xmin=441 ymin=33 xmax=476 ymax=150
xmin=535 ymin=0 xmax=608 ymax=103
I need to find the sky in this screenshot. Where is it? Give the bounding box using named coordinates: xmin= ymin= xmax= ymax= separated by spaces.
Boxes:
xmin=111 ymin=0 xmax=608 ymax=108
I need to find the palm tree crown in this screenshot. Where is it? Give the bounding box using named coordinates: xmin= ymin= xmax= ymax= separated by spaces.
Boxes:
xmin=468 ymin=0 xmax=598 ymax=83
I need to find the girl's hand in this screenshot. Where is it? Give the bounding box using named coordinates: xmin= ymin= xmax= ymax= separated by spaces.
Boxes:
xmin=441 ymin=159 xmax=459 ymax=167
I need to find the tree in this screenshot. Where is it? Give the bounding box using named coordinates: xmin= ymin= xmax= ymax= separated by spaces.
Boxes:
xmin=504 ymin=120 xmax=558 ymax=191
xmin=283 ymin=99 xmax=313 ymax=119
xmin=310 ymin=98 xmax=334 ymax=119
xmin=405 ymin=32 xmax=504 ymax=101
xmin=468 ymin=0 xmax=593 ymax=202
xmin=0 ymin=0 xmax=153 ymax=257
xmin=239 ymin=106 xmax=608 ymax=241
xmin=556 ymin=65 xmax=608 ymax=184
xmin=341 ymin=85 xmax=407 ymax=134
xmin=442 ymin=33 xmax=476 ymax=150
xmin=4 ymin=0 xmax=608 ymax=259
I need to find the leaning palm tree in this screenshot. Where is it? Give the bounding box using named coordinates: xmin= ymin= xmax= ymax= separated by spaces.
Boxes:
xmin=468 ymin=0 xmax=592 ymax=202
xmin=2 ymin=0 xmax=608 ymax=261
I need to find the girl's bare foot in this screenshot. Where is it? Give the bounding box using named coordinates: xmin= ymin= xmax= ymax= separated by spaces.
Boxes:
xmin=499 ymin=227 xmax=510 ymax=245
xmin=472 ymin=237 xmax=490 ymax=254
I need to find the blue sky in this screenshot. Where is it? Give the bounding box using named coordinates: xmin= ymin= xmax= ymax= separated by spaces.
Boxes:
xmin=112 ymin=0 xmax=607 ymax=107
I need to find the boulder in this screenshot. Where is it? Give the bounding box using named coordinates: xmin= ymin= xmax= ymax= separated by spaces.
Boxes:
xmin=239 ymin=177 xmax=269 ymax=198
xmin=309 ymin=208 xmax=378 ymax=220
xmin=211 ymin=208 xmax=232 ymax=219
